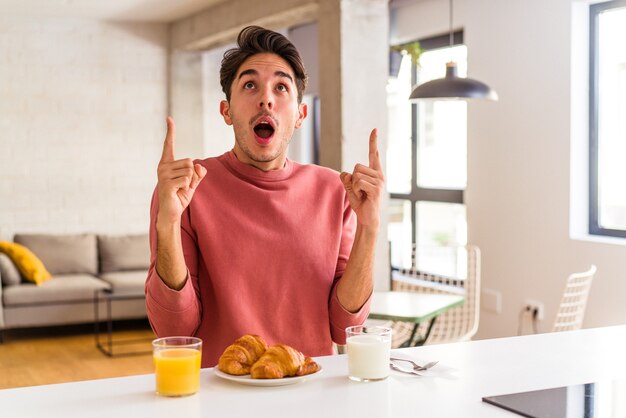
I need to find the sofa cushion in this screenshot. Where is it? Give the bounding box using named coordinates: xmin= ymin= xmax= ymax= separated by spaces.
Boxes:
xmin=0 ymin=252 xmax=22 ymax=286
xmin=14 ymin=233 xmax=98 ymax=276
xmin=0 ymin=241 xmax=52 ymax=286
xmin=2 ymin=274 xmax=110 ymax=305
xmin=98 ymin=234 xmax=149 ymax=273
xmin=99 ymin=270 xmax=147 ymax=292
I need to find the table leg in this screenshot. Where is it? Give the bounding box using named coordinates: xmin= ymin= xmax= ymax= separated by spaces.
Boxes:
xmin=418 ymin=316 xmax=438 ymax=346
xmin=399 ymin=316 xmax=440 ymax=347
xmin=94 ymin=290 xmax=114 ymax=356
xmin=94 ymin=291 xmax=102 ymax=352
xmin=399 ymin=323 xmax=421 ymax=348
xmin=93 ymin=290 xmax=153 ymax=357
xmin=106 ymin=297 xmax=113 ymax=356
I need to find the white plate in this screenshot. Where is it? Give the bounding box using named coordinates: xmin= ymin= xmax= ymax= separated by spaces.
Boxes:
xmin=214 ymin=367 xmax=322 ymax=387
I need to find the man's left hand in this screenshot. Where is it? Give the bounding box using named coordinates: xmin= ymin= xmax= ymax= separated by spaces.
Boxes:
xmin=340 ymin=128 xmax=385 ymax=228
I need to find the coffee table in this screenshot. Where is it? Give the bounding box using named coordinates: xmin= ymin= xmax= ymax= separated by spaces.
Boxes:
xmin=93 ymin=288 xmax=152 ymax=357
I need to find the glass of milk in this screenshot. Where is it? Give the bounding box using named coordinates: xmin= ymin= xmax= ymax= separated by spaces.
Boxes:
xmin=346 ymin=325 xmax=392 ymax=382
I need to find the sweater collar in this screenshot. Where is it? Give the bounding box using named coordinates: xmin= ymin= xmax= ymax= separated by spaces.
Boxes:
xmin=220 ymin=150 xmax=294 ymax=182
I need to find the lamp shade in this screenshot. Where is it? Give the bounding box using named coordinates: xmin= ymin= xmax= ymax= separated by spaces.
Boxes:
xmin=409 ymin=62 xmax=498 ymax=101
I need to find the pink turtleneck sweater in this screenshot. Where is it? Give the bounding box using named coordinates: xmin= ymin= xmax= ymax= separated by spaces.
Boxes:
xmin=145 ymin=151 xmax=371 ymax=367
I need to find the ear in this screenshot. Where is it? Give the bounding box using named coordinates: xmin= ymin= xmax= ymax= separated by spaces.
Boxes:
xmin=294 ymin=102 xmax=308 ymax=129
xmin=220 ymin=100 xmax=233 ymax=125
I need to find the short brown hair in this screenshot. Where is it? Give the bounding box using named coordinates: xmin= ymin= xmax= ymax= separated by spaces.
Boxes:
xmin=220 ymin=26 xmax=308 ymax=103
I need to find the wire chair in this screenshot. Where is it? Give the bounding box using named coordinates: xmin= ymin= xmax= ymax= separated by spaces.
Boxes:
xmin=552 ymin=265 xmax=597 ymax=332
xmin=388 ymin=244 xmax=481 ymax=348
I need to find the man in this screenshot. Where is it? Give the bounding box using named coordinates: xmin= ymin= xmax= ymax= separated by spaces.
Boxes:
xmin=146 ymin=26 xmax=384 ymax=367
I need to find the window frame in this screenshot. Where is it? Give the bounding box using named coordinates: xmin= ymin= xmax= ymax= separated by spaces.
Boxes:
xmin=389 ymin=30 xmax=465 ymax=246
xmin=589 ymin=0 xmax=626 ymax=238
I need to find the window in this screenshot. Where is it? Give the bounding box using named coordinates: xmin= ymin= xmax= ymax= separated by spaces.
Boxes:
xmin=387 ymin=32 xmax=467 ymax=270
xmin=589 ymin=0 xmax=626 ymax=238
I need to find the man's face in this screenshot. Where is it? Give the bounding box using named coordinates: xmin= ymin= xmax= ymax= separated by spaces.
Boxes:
xmin=220 ymin=52 xmax=307 ymax=171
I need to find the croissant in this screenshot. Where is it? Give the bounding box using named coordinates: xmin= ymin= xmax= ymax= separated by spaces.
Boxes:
xmin=250 ymin=344 xmax=321 ymax=379
xmin=217 ymin=334 xmax=268 ymax=375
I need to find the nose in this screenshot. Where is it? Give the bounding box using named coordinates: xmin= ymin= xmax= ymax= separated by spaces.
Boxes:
xmin=258 ymin=87 xmax=274 ymax=110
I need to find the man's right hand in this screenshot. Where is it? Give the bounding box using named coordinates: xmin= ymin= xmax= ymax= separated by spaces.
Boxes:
xmin=156 ymin=116 xmax=207 ymax=226
xmin=155 ymin=116 xmax=206 ymax=290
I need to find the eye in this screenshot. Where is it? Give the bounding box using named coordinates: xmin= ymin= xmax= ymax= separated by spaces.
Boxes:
xmin=244 ymin=81 xmax=255 ymax=89
xmin=276 ymin=83 xmax=288 ymax=92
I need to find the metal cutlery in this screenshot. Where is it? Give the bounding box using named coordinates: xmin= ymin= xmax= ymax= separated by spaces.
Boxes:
xmin=390 ymin=357 xmax=439 ymax=371
xmin=389 ymin=362 xmax=423 ymax=376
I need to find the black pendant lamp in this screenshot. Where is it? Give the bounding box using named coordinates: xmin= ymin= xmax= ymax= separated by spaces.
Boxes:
xmin=409 ymin=0 xmax=498 ymax=101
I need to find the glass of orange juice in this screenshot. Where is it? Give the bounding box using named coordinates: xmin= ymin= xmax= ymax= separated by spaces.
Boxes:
xmin=152 ymin=336 xmax=202 ymax=397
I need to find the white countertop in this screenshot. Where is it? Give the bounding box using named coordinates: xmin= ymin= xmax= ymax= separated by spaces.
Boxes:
xmin=3 ymin=325 xmax=626 ymax=418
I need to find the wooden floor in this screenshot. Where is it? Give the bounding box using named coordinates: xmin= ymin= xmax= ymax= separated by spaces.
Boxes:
xmin=0 ymin=320 xmax=156 ymax=390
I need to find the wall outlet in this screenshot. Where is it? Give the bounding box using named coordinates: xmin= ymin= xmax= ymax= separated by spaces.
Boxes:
xmin=524 ymin=299 xmax=544 ymax=321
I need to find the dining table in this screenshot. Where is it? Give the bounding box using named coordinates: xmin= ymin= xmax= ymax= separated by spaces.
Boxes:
xmin=368 ymin=290 xmax=464 ymax=346
xmin=3 ymin=325 xmax=626 ymax=417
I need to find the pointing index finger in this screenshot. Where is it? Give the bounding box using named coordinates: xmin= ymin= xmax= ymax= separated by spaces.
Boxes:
xmin=368 ymin=128 xmax=382 ymax=172
xmin=161 ymin=116 xmax=176 ymax=163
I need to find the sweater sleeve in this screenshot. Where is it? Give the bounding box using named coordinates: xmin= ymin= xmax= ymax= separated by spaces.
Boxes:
xmin=327 ymin=194 xmax=372 ymax=345
xmin=328 ymin=284 xmax=372 ymax=345
xmin=145 ymin=189 xmax=202 ymax=337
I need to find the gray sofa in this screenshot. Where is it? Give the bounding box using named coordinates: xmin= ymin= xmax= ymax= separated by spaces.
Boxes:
xmin=0 ymin=233 xmax=149 ymax=342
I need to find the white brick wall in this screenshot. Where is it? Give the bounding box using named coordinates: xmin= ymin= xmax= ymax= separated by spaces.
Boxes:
xmin=0 ymin=16 xmax=168 ymax=240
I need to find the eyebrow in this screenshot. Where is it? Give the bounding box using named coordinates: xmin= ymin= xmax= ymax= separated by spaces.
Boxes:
xmin=238 ymin=69 xmax=294 ymax=83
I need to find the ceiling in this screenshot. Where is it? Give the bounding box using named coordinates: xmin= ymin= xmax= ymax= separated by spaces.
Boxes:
xmin=0 ymin=0 xmax=229 ymax=22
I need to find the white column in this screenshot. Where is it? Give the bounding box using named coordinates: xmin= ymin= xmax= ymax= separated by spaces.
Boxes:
xmin=319 ymin=0 xmax=390 ymax=290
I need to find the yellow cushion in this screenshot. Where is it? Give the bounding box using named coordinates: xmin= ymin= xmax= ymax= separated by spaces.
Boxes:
xmin=0 ymin=241 xmax=52 ymax=286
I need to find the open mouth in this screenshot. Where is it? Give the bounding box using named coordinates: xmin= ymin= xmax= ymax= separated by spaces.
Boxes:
xmin=253 ymin=118 xmax=275 ymax=144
